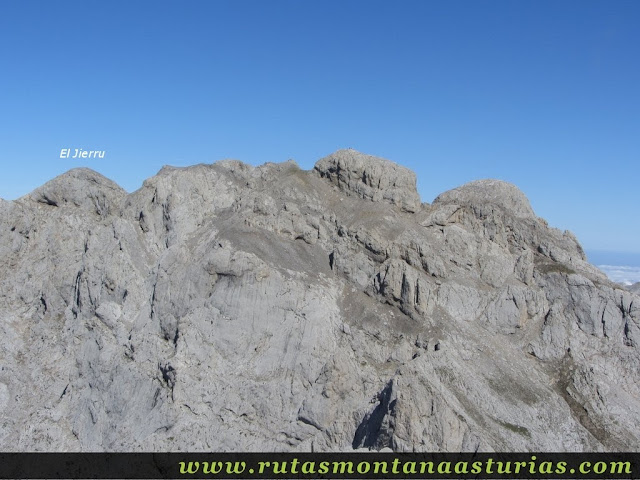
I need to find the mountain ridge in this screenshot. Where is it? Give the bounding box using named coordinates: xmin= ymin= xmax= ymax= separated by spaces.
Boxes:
xmin=0 ymin=149 xmax=638 ymax=451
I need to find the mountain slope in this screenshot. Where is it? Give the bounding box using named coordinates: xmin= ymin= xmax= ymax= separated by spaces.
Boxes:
xmin=0 ymin=149 xmax=638 ymax=451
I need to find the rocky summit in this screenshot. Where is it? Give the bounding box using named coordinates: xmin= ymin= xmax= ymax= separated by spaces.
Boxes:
xmin=0 ymin=149 xmax=638 ymax=452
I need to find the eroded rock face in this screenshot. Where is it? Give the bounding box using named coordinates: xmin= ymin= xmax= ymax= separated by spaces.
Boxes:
xmin=314 ymin=149 xmax=421 ymax=213
xmin=433 ymin=179 xmax=536 ymax=219
xmin=28 ymin=168 xmax=126 ymax=217
xmin=0 ymin=150 xmax=638 ymax=452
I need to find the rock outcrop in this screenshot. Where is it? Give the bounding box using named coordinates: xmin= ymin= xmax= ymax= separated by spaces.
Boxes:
xmin=314 ymin=149 xmax=421 ymax=213
xmin=433 ymin=179 xmax=535 ymax=219
xmin=0 ymin=149 xmax=638 ymax=452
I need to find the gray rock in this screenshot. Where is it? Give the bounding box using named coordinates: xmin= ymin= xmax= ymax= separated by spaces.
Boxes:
xmin=0 ymin=149 xmax=638 ymax=452
xmin=433 ymin=179 xmax=535 ymax=219
xmin=314 ymin=149 xmax=421 ymax=213
xmin=28 ymin=167 xmax=126 ymax=217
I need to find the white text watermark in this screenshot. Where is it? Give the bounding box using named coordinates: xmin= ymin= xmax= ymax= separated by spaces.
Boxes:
xmin=60 ymin=148 xmax=106 ymax=159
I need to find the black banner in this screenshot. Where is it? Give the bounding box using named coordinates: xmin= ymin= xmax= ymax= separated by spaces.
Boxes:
xmin=0 ymin=452 xmax=637 ymax=479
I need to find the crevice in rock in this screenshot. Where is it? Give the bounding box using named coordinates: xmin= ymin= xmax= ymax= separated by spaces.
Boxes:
xmin=159 ymin=362 xmax=176 ymax=400
xmin=352 ymin=380 xmax=397 ymax=450
xmin=152 ymin=387 xmax=161 ymax=409
xmin=601 ymin=309 xmax=608 ymax=339
xmin=162 ymin=197 xmax=172 ymax=248
xmin=400 ymin=272 xmax=410 ymax=304
xmin=39 ymin=294 xmax=47 ymax=315
xmin=297 ymin=413 xmax=323 ymax=431
xmin=173 ymin=327 xmax=180 ymax=349
xmin=38 ymin=194 xmax=58 ymax=207
xmin=623 ymin=320 xmax=634 ymax=347
xmin=72 ymin=270 xmax=83 ymax=318
xmin=150 ymin=272 xmax=158 ymax=319
xmin=59 ymin=384 xmax=69 ymax=400
xmin=138 ymin=211 xmax=149 ymax=232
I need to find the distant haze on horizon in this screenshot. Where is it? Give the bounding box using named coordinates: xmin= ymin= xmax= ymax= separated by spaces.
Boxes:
xmin=1 ymin=0 xmax=638 ymax=254
xmin=587 ymin=250 xmax=640 ymax=285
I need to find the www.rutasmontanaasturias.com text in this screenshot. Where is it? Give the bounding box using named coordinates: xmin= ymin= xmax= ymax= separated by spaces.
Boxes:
xmin=178 ymin=456 xmax=632 ymax=477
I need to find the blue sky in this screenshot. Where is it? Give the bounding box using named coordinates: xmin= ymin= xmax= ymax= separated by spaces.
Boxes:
xmin=1 ymin=0 xmax=638 ymax=256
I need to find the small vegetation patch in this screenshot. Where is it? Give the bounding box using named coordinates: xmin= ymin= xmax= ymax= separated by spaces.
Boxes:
xmin=496 ymin=419 xmax=531 ymax=438
xmin=538 ymin=262 xmax=576 ymax=275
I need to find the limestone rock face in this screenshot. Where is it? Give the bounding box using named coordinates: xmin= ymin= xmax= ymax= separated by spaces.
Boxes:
xmin=433 ymin=179 xmax=535 ymax=219
xmin=0 ymin=150 xmax=638 ymax=452
xmin=29 ymin=168 xmax=126 ymax=217
xmin=314 ymin=149 xmax=421 ymax=213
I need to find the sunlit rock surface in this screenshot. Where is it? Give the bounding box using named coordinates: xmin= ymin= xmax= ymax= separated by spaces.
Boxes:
xmin=0 ymin=149 xmax=638 ymax=451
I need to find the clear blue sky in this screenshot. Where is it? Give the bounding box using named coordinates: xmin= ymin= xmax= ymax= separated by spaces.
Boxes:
xmin=1 ymin=0 xmax=638 ymax=255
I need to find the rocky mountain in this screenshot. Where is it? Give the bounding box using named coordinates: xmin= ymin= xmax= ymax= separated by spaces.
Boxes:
xmin=0 ymin=149 xmax=638 ymax=452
